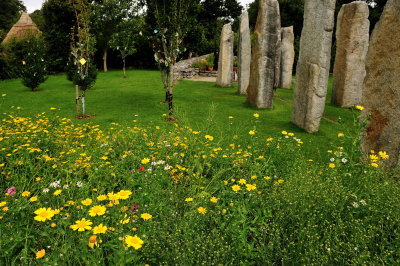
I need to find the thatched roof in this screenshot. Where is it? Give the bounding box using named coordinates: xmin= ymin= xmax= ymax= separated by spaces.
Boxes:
xmin=2 ymin=13 xmax=41 ymax=43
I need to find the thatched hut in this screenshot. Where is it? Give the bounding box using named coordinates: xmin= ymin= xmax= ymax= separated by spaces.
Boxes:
xmin=2 ymin=13 xmax=41 ymax=43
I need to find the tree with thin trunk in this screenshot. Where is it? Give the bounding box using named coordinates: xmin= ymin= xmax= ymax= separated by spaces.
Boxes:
xmin=146 ymin=0 xmax=198 ymax=121
xmin=70 ymin=0 xmax=97 ymax=118
xmin=109 ymin=17 xmax=141 ymax=78
xmin=92 ymin=0 xmax=136 ymax=72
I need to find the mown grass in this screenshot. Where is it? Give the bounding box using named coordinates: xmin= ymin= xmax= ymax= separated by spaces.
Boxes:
xmin=1 ymin=70 xmax=399 ymax=264
xmin=1 ymin=70 xmax=356 ymax=160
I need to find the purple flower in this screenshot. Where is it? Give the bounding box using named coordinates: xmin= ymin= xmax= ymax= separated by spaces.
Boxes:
xmin=7 ymin=187 xmax=16 ymax=195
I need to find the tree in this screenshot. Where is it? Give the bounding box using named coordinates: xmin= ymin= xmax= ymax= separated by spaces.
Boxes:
xmin=21 ymin=35 xmax=48 ymax=91
xmin=42 ymin=0 xmax=76 ymax=72
xmin=146 ymin=0 xmax=198 ymax=121
xmin=69 ymin=0 xmax=97 ymax=118
xmin=0 ymin=0 xmax=26 ymax=31
xmin=92 ymin=0 xmax=137 ymax=72
xmin=109 ymin=17 xmax=142 ymax=78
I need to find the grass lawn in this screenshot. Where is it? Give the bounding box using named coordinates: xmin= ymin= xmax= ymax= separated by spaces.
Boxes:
xmin=1 ymin=69 xmax=357 ymax=159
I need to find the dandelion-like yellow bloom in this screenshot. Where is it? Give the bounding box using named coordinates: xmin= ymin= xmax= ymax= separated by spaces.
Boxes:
xmin=34 ymin=208 xmax=55 ymax=222
xmin=338 ymin=133 xmax=344 ymax=137
xmin=329 ymin=163 xmax=336 ymax=169
xmin=238 ymin=179 xmax=247 ymax=185
xmin=355 ymin=105 xmax=364 ymax=111
xmin=70 ymin=218 xmax=93 ymax=231
xmin=53 ymin=190 xmax=62 ymax=196
xmin=210 ymin=197 xmax=218 ymax=203
xmin=197 ymin=206 xmax=207 ymax=214
xmin=117 ymin=190 xmax=132 ymax=200
xmin=185 ymin=198 xmax=193 ymax=202
xmin=249 ymin=130 xmax=256 ymax=135
xmin=107 ymin=192 xmax=120 ymax=201
xmin=264 ymin=176 xmax=272 ymax=180
xmin=36 ymin=249 xmax=45 ymax=259
xmin=246 ymin=184 xmax=257 ymax=191
xmin=369 ymin=154 xmax=379 ymax=161
xmin=21 ymin=191 xmax=31 ymax=197
xmin=93 ymin=224 xmax=108 ymax=234
xmin=81 ymin=198 xmax=93 ymax=206
xmin=253 ymin=113 xmax=259 ymax=118
xmin=281 ymin=131 xmax=288 ymax=135
xmin=205 ymin=135 xmax=214 ymax=141
xmin=88 ymin=235 xmax=99 ymax=249
xmin=89 ymin=205 xmax=106 ymax=217
xmin=141 ymin=158 xmax=150 ymax=164
xmin=232 ymin=185 xmax=241 ymax=192
xmin=97 ymin=195 xmax=107 ymax=201
xmin=125 ymin=235 xmax=144 ymax=249
xmin=378 ymin=151 xmax=389 ymax=160
xmin=0 ymin=202 xmax=6 ymax=207
xmin=370 ymin=162 xmax=379 ymax=168
xmin=140 ymin=213 xmax=152 ymax=220
xmin=228 ymin=116 xmax=234 ymax=119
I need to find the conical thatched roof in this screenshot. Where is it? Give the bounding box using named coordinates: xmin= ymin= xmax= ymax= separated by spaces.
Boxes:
xmin=2 ymin=13 xmax=41 ymax=43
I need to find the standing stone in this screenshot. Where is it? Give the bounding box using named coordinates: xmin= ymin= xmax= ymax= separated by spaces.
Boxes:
xmin=332 ymin=1 xmax=369 ymax=108
xmin=279 ymin=26 xmax=295 ymax=89
xmin=246 ymin=0 xmax=281 ymax=108
xmin=291 ymin=0 xmax=336 ymax=133
xmin=238 ymin=12 xmax=251 ymax=94
xmin=216 ymin=23 xmax=234 ymax=87
xmin=361 ymin=0 xmax=400 ymax=167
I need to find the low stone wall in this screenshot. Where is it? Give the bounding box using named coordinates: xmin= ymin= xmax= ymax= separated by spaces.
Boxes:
xmin=173 ymin=54 xmax=212 ymax=79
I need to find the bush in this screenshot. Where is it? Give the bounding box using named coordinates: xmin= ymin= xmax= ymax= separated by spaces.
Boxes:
xmin=20 ymin=35 xmax=48 ymax=91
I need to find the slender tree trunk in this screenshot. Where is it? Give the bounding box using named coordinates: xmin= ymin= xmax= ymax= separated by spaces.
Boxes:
xmin=81 ymin=90 xmax=86 ymax=117
xmin=103 ymin=48 xmax=108 ymax=72
xmin=123 ymin=58 xmax=126 ymax=78
xmin=167 ymin=66 xmax=174 ymax=118
xmin=75 ymin=85 xmax=80 ymax=116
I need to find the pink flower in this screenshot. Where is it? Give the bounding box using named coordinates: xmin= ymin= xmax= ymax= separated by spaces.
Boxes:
xmin=7 ymin=187 xmax=16 ymax=195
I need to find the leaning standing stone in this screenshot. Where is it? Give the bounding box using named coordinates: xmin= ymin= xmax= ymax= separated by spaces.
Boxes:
xmin=332 ymin=1 xmax=369 ymax=108
xmin=279 ymin=26 xmax=295 ymax=89
xmin=238 ymin=11 xmax=251 ymax=95
xmin=246 ymin=0 xmax=281 ymax=108
xmin=291 ymin=0 xmax=336 ymax=133
xmin=216 ymin=23 xmax=234 ymax=87
xmin=361 ymin=0 xmax=400 ymax=167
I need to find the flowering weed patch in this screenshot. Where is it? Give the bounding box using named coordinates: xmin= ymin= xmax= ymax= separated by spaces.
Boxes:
xmin=0 ymin=111 xmax=399 ymax=264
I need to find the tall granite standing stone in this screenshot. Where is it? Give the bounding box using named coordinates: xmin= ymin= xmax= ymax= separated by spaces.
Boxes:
xmin=291 ymin=0 xmax=336 ymax=133
xmin=237 ymin=12 xmax=251 ymax=94
xmin=246 ymin=0 xmax=281 ymax=108
xmin=361 ymin=0 xmax=400 ymax=167
xmin=216 ymin=23 xmax=234 ymax=87
xmin=279 ymin=26 xmax=295 ymax=89
xmin=332 ymin=1 xmax=369 ymax=108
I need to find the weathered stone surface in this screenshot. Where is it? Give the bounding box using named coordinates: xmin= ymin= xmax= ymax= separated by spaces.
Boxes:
xmin=332 ymin=1 xmax=369 ymax=108
xmin=238 ymin=12 xmax=251 ymax=94
xmin=216 ymin=23 xmax=234 ymax=87
xmin=246 ymin=0 xmax=281 ymax=108
xmin=279 ymin=26 xmax=295 ymax=89
xmin=291 ymin=0 xmax=336 ymax=133
xmin=361 ymin=0 xmax=400 ymax=167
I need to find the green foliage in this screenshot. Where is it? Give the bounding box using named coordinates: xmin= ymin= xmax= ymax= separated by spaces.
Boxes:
xmin=42 ymin=0 xmax=76 ymax=73
xmin=0 ymin=0 xmax=26 ymax=31
xmin=92 ymin=0 xmax=138 ymax=72
xmin=20 ymin=35 xmax=48 ymax=91
xmin=0 ymin=36 xmax=31 ymax=79
xmin=109 ymin=17 xmax=142 ymax=77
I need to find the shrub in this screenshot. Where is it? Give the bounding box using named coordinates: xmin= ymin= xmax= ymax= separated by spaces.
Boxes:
xmin=20 ymin=35 xmax=48 ymax=91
